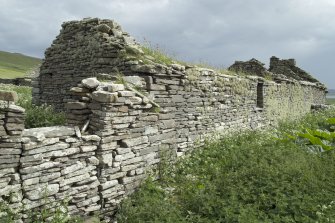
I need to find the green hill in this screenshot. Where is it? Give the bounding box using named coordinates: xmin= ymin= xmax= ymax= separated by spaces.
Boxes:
xmin=0 ymin=50 xmax=42 ymax=79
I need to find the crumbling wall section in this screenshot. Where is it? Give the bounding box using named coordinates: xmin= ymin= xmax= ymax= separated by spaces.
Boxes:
xmin=269 ymin=56 xmax=320 ymax=83
xmin=228 ymin=58 xmax=271 ymax=77
xmin=33 ymin=18 xmax=142 ymax=110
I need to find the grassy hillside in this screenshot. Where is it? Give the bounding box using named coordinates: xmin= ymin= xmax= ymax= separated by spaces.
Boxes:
xmin=0 ymin=50 xmax=41 ymax=79
xmin=327 ymin=98 xmax=335 ymax=105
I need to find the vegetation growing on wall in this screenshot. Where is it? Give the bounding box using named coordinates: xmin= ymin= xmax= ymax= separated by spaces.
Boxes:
xmin=264 ymin=83 xmax=313 ymax=122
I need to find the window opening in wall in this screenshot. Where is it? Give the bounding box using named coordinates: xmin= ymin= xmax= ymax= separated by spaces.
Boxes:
xmin=257 ymin=82 xmax=264 ymax=108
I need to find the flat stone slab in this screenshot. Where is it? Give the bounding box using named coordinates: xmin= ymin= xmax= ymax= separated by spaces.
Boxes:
xmin=22 ymin=126 xmax=75 ymax=140
xmin=91 ymin=91 xmax=118 ymax=103
xmin=82 ymin=78 xmax=100 ymax=89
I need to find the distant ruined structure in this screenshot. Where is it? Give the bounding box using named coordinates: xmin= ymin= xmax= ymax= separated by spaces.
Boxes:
xmin=0 ymin=18 xmax=327 ymax=221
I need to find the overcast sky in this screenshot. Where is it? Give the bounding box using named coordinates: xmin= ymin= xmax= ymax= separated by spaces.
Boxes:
xmin=0 ymin=0 xmax=334 ymax=88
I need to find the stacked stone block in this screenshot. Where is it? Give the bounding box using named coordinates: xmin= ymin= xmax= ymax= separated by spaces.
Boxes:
xmin=63 ymin=78 xmax=177 ymax=219
xmin=0 ymin=91 xmax=24 ymax=213
xmin=20 ymin=127 xmax=101 ymax=218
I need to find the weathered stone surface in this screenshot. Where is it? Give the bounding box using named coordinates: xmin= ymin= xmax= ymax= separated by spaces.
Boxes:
xmin=107 ymin=84 xmax=125 ymax=92
xmin=81 ymin=135 xmax=101 ymax=142
xmin=122 ymin=136 xmax=148 ymax=147
xmin=82 ymin=78 xmax=100 ymax=89
xmin=61 ymin=161 xmax=85 ymax=175
xmin=24 ymin=142 xmax=69 ymax=155
xmin=100 ymin=153 xmax=114 ymax=165
xmin=124 ymin=76 xmax=143 ymax=87
xmin=22 ymin=126 xmax=75 ymax=139
xmin=91 ymin=91 xmax=118 ymax=103
xmin=65 ymin=102 xmax=87 ymax=110
xmin=70 ymin=87 xmax=90 ymax=93
xmin=118 ymin=91 xmax=135 ymax=97
xmin=26 ymin=184 xmax=59 ymax=200
xmin=4 ymin=104 xmax=25 ymax=113
xmin=96 ymin=24 xmax=111 ymax=33
xmin=0 ymin=91 xmax=18 ymax=102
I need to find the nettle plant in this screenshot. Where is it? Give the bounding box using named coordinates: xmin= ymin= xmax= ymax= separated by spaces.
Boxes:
xmin=281 ymin=118 xmax=335 ymax=152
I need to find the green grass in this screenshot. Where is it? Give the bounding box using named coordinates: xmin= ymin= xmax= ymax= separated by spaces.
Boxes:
xmin=116 ymin=109 xmax=335 ymax=223
xmin=0 ymin=51 xmax=41 ymax=79
xmin=327 ymin=98 xmax=335 ymax=105
xmin=0 ymin=84 xmax=65 ymax=128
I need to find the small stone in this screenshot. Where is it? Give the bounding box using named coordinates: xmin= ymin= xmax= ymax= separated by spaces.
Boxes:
xmin=108 ymin=84 xmax=125 ymax=92
xmin=80 ymin=145 xmax=97 ymax=152
xmin=81 ymin=135 xmax=101 ymax=142
xmin=118 ymin=91 xmax=135 ymax=97
xmin=125 ymin=97 xmax=142 ymax=105
xmin=65 ymin=102 xmax=87 ymax=110
xmin=122 ymin=136 xmax=148 ymax=147
xmin=70 ymin=87 xmax=90 ymax=93
xmin=100 ymin=180 xmax=118 ymax=190
xmin=87 ymin=156 xmax=99 ymax=165
xmin=144 ymin=126 xmax=159 ymax=135
xmin=6 ymin=104 xmax=25 ymax=113
xmin=101 ymin=153 xmax=114 ymax=167
xmin=82 ymin=78 xmax=100 ymax=89
xmin=124 ymin=76 xmax=143 ymax=87
xmin=91 ymin=91 xmax=118 ymax=103
xmin=95 ymin=24 xmax=111 ymax=33
xmin=61 ymin=161 xmax=85 ymax=175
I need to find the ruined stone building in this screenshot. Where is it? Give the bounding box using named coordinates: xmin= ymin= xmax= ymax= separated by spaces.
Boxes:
xmin=0 ymin=18 xmax=327 ymax=221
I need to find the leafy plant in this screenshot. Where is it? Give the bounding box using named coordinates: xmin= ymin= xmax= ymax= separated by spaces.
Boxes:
xmin=1 ymin=84 xmax=65 ymax=128
xmin=279 ymin=116 xmax=335 ymax=152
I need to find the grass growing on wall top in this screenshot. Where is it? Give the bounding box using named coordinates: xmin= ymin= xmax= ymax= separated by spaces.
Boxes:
xmin=138 ymin=41 xmax=243 ymax=76
xmin=116 ymin=108 xmax=335 ymax=223
xmin=141 ymin=44 xmax=176 ymax=66
xmin=0 ymin=84 xmax=65 ymax=128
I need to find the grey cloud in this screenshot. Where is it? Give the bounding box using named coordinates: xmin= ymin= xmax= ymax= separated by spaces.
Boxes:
xmin=0 ymin=0 xmax=334 ymax=88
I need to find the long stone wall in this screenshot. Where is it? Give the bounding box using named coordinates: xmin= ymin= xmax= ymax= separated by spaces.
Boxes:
xmin=0 ymin=74 xmax=327 ymax=222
